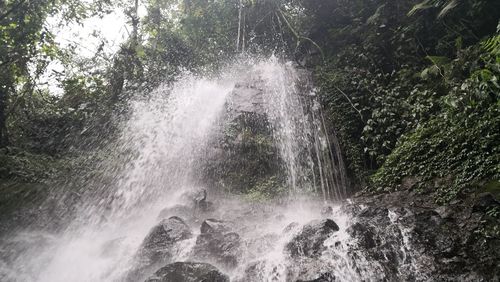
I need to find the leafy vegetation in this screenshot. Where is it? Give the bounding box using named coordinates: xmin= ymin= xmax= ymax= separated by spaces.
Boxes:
xmin=312 ymin=0 xmax=499 ymax=202
xmin=0 ymin=0 xmax=499 ymax=204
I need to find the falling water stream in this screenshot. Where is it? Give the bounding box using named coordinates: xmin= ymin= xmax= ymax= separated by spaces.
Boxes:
xmin=0 ymin=57 xmax=361 ymax=282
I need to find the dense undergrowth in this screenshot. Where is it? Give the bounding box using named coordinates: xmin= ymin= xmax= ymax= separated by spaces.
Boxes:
xmin=313 ymin=0 xmax=500 ymax=202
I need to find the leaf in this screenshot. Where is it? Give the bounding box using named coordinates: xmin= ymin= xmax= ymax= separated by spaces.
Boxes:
xmin=408 ymin=0 xmax=433 ymax=16
xmin=425 ymin=56 xmax=450 ymax=66
xmin=437 ymin=0 xmax=459 ymax=18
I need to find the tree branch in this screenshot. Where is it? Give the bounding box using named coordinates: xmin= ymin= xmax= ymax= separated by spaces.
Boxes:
xmin=333 ymin=85 xmax=364 ymax=122
xmin=277 ymin=9 xmax=324 ymax=59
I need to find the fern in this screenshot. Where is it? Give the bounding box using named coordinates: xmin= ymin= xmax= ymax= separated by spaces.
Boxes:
xmin=481 ymin=34 xmax=500 ymax=56
xmin=408 ymin=0 xmax=461 ymax=18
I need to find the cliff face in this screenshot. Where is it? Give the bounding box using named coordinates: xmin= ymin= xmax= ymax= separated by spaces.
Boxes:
xmin=200 ymin=74 xmax=285 ymax=198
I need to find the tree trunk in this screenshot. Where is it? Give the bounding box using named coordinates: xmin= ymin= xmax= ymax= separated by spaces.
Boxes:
xmin=132 ymin=0 xmax=139 ymax=46
xmin=0 ymin=87 xmax=9 ymax=147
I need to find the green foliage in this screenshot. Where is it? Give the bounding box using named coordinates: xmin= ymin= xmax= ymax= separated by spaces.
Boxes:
xmin=370 ymin=41 xmax=500 ymax=203
xmin=408 ymin=0 xmax=461 ymax=18
xmin=0 ymin=147 xmax=60 ymax=182
xmin=245 ymin=176 xmax=287 ymax=202
xmin=1 ymin=0 xmax=499 ymax=205
xmin=475 ymin=204 xmax=500 ymax=239
xmin=314 ymin=0 xmax=499 ymax=199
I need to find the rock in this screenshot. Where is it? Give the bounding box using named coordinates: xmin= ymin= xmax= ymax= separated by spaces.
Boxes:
xmin=344 ymin=190 xmax=500 ymax=281
xmin=321 ymin=206 xmax=333 ymax=217
xmin=157 ymin=205 xmax=194 ymax=221
xmin=286 ymin=219 xmax=339 ymax=258
xmin=200 ymin=219 xmax=234 ymax=234
xmin=346 ymin=222 xmax=376 ymax=249
xmin=235 ymin=260 xmax=268 ymax=282
xmin=243 ymin=233 xmax=279 ymax=259
xmin=283 ymin=222 xmax=300 ymax=234
xmin=127 ymin=216 xmax=193 ymax=281
xmin=191 ymin=219 xmax=242 ymax=269
xmin=227 ymin=82 xmax=265 ymax=116
xmin=139 ymin=216 xmax=193 ymax=261
xmin=296 ymin=272 xmax=336 ymax=282
xmin=197 ymin=200 xmax=215 ymax=213
xmin=472 ymin=192 xmax=500 ymax=213
xmin=144 ymin=262 xmax=229 ymax=282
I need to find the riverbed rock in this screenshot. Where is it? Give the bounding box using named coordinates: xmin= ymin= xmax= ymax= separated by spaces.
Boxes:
xmin=127 ymin=216 xmax=193 ymax=281
xmin=344 ymin=190 xmax=500 ymax=281
xmin=286 ymin=219 xmax=339 ymax=258
xmin=191 ymin=219 xmax=242 ymax=269
xmin=144 ymin=262 xmax=229 ymax=282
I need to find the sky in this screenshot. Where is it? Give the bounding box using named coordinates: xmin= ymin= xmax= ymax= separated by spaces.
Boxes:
xmin=44 ymin=4 xmax=147 ymax=94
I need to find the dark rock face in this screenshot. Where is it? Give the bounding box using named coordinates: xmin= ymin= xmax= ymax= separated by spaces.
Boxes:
xmin=144 ymin=262 xmax=229 ymax=282
xmin=191 ymin=219 xmax=242 ymax=269
xmin=472 ymin=192 xmax=500 ymax=213
xmin=198 ymin=76 xmax=284 ymax=195
xmin=286 ymin=219 xmax=339 ymax=258
xmin=344 ymin=191 xmax=500 ymax=281
xmin=127 ymin=216 xmax=193 ymax=281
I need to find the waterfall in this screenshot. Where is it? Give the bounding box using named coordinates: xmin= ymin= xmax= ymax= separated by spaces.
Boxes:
xmin=0 ymin=57 xmax=350 ymax=282
xmin=255 ymin=58 xmax=348 ymax=200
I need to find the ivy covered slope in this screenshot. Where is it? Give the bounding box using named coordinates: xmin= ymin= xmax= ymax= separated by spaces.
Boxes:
xmin=312 ymin=0 xmax=500 ymax=203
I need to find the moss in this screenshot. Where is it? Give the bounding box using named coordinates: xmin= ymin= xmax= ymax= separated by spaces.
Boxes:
xmin=244 ymin=176 xmax=287 ymax=202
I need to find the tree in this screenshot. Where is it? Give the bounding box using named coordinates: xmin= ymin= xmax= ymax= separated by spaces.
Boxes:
xmin=0 ymin=0 xmax=111 ymax=147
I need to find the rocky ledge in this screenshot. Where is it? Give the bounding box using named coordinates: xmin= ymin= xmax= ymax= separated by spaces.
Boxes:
xmin=345 ymin=190 xmax=500 ymax=281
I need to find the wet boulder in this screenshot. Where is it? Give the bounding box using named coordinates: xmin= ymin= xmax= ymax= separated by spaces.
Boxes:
xmin=157 ymin=205 xmax=194 ymax=221
xmin=242 ymin=233 xmax=279 ymax=260
xmin=346 ymin=222 xmax=377 ymax=249
xmin=235 ymin=260 xmax=277 ymax=282
xmin=144 ymin=262 xmax=229 ymax=282
xmin=127 ymin=216 xmax=193 ymax=281
xmin=200 ymin=218 xmax=234 ymax=234
xmin=192 ymin=219 xmax=242 ymax=269
xmin=321 ymin=206 xmax=334 ymax=217
xmin=139 ymin=216 xmax=193 ymax=261
xmin=286 ymin=219 xmax=339 ymax=258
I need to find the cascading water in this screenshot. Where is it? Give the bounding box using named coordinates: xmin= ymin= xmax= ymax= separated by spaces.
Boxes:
xmin=0 ymin=57 xmax=359 ymax=282
xmin=255 ymin=60 xmax=348 ymax=201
